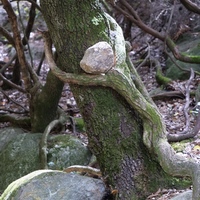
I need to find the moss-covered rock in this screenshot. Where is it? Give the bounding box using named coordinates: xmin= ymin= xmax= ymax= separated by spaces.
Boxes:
xmin=0 ymin=170 xmax=106 ymax=200
xmin=166 ymin=35 xmax=200 ymax=80
xmin=0 ymin=128 xmax=92 ymax=193
xmin=47 ymin=134 xmax=92 ymax=170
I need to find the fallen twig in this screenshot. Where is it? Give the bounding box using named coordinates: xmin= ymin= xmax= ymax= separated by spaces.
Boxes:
xmin=0 ymin=88 xmax=29 ymax=112
xmin=64 ymin=165 xmax=101 ymax=177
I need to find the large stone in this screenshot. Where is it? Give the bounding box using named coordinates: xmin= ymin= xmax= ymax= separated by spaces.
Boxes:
xmin=0 ymin=170 xmax=106 ymax=200
xmin=0 ymin=128 xmax=92 ymax=193
xmin=166 ymin=35 xmax=200 ymax=80
xmin=47 ymin=134 xmax=92 ymax=170
xmin=0 ymin=128 xmax=41 ymax=193
xmin=170 ymin=190 xmax=192 ymax=200
xmin=80 ymin=41 xmax=115 ymax=74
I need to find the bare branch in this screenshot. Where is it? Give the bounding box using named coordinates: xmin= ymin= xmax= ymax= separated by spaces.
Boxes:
xmin=180 ymin=0 xmax=200 ymax=14
xmin=0 ymin=54 xmax=16 ymax=74
xmin=114 ymin=1 xmax=165 ymax=41
xmin=2 ymin=0 xmax=32 ymax=91
xmin=116 ymin=0 xmax=200 ymax=64
xmin=40 ymin=108 xmax=68 ymax=169
xmin=178 ymin=68 xmax=194 ymax=134
xmin=0 ymin=88 xmax=29 ymax=112
xmin=0 ymin=26 xmax=15 ymax=46
xmin=0 ymin=73 xmax=26 ymax=93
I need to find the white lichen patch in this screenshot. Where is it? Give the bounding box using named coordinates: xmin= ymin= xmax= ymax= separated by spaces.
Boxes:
xmin=91 ymin=15 xmax=103 ymax=26
xmin=80 ymin=41 xmax=115 ymax=74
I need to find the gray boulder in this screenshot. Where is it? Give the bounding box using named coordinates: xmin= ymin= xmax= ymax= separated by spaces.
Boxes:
xmin=0 ymin=170 xmax=106 ymax=200
xmin=47 ymin=134 xmax=92 ymax=170
xmin=0 ymin=128 xmax=92 ymax=193
xmin=170 ymin=190 xmax=192 ymax=200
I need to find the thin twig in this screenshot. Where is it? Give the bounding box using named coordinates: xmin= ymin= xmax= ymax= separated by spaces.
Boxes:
xmin=165 ymin=0 xmax=176 ymax=36
xmin=0 ymin=53 xmax=17 ymax=74
xmin=178 ymin=68 xmax=194 ymax=134
xmin=0 ymin=87 xmax=29 ymax=112
xmin=17 ymin=1 xmax=34 ymax=68
xmin=64 ymin=165 xmax=101 ymax=177
xmin=36 ymin=52 xmax=45 ymax=75
xmin=136 ymin=43 xmax=151 ymax=70
xmin=0 ymin=74 xmax=26 ymax=93
xmin=0 ymin=26 xmax=15 ymax=46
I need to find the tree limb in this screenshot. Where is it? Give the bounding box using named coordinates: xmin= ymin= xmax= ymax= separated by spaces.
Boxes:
xmin=116 ymin=0 xmax=200 ymax=64
xmin=180 ymin=0 xmax=200 ymax=14
xmin=2 ymin=0 xmax=32 ymax=91
xmin=0 ymin=26 xmax=15 ymax=46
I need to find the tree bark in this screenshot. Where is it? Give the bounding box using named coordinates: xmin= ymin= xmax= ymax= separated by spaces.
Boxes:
xmin=40 ymin=0 xmax=193 ymax=199
xmin=30 ymin=70 xmax=64 ymax=132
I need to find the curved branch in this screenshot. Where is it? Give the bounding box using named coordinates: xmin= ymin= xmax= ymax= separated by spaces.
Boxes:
xmin=0 ymin=88 xmax=28 ymax=111
xmin=0 ymin=73 xmax=26 ymax=93
xmin=113 ymin=1 xmax=165 ymax=41
xmin=116 ymin=0 xmax=200 ymax=64
xmin=0 ymin=26 xmax=15 ymax=46
xmin=40 ymin=109 xmax=68 ymax=169
xmin=180 ymin=0 xmax=200 ymax=14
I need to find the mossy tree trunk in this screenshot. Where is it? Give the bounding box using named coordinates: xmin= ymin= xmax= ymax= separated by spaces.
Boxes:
xmin=40 ymin=0 xmax=192 ymax=199
xmin=30 ymin=71 xmax=64 ymax=132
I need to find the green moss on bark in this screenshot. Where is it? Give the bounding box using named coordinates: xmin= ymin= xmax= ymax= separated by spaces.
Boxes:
xmin=31 ymin=71 xmax=64 ymax=132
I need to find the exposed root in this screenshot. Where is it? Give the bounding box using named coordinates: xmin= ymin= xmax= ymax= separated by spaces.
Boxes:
xmin=40 ymin=108 xmax=68 ymax=169
xmin=64 ymin=165 xmax=102 ymax=177
xmin=0 ymin=114 xmax=30 ymax=128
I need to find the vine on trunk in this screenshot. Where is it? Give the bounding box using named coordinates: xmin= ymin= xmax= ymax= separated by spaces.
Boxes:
xmin=42 ymin=27 xmax=200 ymax=198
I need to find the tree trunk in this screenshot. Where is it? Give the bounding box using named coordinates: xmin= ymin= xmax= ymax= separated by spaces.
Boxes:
xmin=40 ymin=0 xmax=190 ymax=199
xmin=30 ymin=70 xmax=64 ymax=132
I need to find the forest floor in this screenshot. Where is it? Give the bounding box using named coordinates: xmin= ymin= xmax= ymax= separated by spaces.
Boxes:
xmin=138 ymin=65 xmax=195 ymax=200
